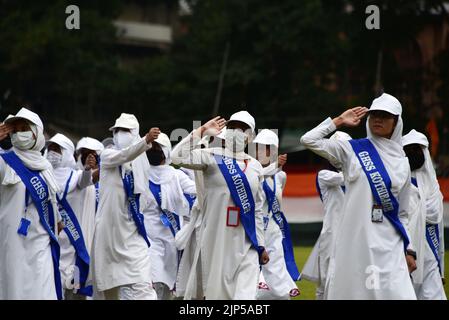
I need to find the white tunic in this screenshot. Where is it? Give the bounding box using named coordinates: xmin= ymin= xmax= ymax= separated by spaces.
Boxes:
xmin=144 ymin=168 xmax=196 ymax=290
xmin=257 ymin=170 xmax=298 ymax=300
xmin=91 ymin=138 xmax=152 ymax=291
xmin=0 ymin=157 xmax=59 ymax=299
xmin=300 ymin=117 xmax=416 ymax=300
xmin=172 ymin=133 xmax=265 ymax=300
xmin=57 ymin=169 xmax=93 ymax=291
xmin=302 ymin=170 xmax=345 ymax=299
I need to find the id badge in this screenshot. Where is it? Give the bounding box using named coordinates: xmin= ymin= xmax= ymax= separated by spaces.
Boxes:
xmin=226 ymin=206 xmax=240 ymax=227
xmin=17 ymin=217 xmax=31 ymax=236
xmin=371 ymin=204 xmax=383 ymax=223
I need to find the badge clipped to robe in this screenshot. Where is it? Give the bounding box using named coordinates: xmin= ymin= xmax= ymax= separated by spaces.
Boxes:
xmin=371 ymin=204 xmax=383 ymax=223
xmin=227 ymin=206 xmax=240 ymax=227
xmin=17 ymin=217 xmax=31 ymax=236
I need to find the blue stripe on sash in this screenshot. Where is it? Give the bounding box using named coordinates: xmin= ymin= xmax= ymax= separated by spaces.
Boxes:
xmin=262 ymin=177 xmax=301 ymax=281
xmin=119 ymin=166 xmax=151 ymax=247
xmin=349 ymin=138 xmax=410 ymax=251
xmin=425 ymin=223 xmax=442 ymax=275
xmin=1 ymin=151 xmax=63 ymax=299
xmin=148 ymin=180 xmax=181 ymax=237
xmin=213 ymin=154 xmax=264 ymax=257
xmin=56 ymin=171 xmax=92 ymax=296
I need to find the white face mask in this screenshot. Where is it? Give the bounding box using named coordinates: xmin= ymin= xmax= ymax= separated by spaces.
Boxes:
xmin=225 ymin=129 xmax=248 ymax=153
xmin=257 ymin=145 xmax=271 ymax=166
xmin=113 ymin=131 xmax=134 ymax=149
xmin=11 ymin=131 xmax=36 ymax=150
xmin=47 ymin=150 xmax=63 ymax=168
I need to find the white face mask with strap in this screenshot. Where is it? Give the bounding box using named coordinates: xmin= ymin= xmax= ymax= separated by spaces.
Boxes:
xmin=113 ymin=131 xmax=134 ymax=149
xmin=11 ymin=129 xmax=36 ymax=150
xmin=46 ymin=150 xmax=63 ymax=168
xmin=225 ymin=129 xmax=248 ymax=153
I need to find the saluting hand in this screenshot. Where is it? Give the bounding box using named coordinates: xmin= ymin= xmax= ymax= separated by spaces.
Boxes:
xmin=333 ymin=106 xmax=369 ymax=128
xmin=85 ymin=154 xmax=97 ymax=170
xmin=0 ymin=123 xmax=13 ymax=141
xmin=277 ymin=154 xmax=287 ymax=168
xmin=146 ymin=127 xmax=161 ymax=144
xmin=199 ymin=116 xmax=227 ymax=137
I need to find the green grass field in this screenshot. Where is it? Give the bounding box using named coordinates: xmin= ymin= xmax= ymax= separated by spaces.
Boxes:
xmin=292 ymin=246 xmax=449 ymax=300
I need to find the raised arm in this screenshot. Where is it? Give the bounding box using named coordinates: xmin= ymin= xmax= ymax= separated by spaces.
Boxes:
xmin=101 ymin=127 xmax=160 ymax=169
xmin=300 ymin=107 xmax=368 ymax=168
xmin=171 ymin=116 xmax=226 ymax=170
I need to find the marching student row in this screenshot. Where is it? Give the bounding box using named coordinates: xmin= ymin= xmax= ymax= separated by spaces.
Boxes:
xmin=0 ymin=91 xmax=446 ymax=300
xmin=0 ymin=108 xmax=299 ymax=300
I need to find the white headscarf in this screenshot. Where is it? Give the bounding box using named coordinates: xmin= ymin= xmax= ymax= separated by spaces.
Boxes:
xmin=366 ymin=93 xmax=405 ymax=158
xmin=402 ymin=129 xmax=443 ymax=224
xmin=2 ymin=108 xmax=59 ymax=195
xmin=110 ymin=115 xmax=150 ymax=201
xmin=148 ymin=132 xmax=190 ymax=216
xmin=45 ymin=133 xmax=77 ymax=192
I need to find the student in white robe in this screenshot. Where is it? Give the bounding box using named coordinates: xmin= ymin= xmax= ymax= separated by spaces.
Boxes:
xmin=143 ymin=132 xmax=196 ymax=299
xmin=302 ymin=131 xmax=351 ymax=300
xmin=253 ymin=129 xmax=300 ymax=300
xmin=91 ymin=113 xmax=160 ymax=300
xmin=171 ymin=112 xmax=269 ymax=300
xmin=45 ymin=133 xmax=96 ymax=300
xmin=175 ymin=135 xmax=210 ymax=300
xmin=300 ymin=93 xmax=417 ymax=300
xmin=0 ymin=107 xmax=61 ymax=299
xmin=75 ymin=137 xmax=104 ymax=250
xmin=402 ymin=130 xmax=446 ymax=300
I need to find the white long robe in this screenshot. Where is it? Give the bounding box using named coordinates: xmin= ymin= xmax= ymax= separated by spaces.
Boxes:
xmin=172 ymin=133 xmax=266 ymax=300
xmin=0 ymin=157 xmax=60 ymax=299
xmin=144 ymin=167 xmax=196 ymax=290
xmin=91 ymin=138 xmax=152 ymax=292
xmin=300 ymin=117 xmax=416 ymax=300
xmin=57 ymin=169 xmax=93 ymax=292
xmin=257 ymin=170 xmax=298 ymax=300
xmin=302 ymin=170 xmax=345 ymax=299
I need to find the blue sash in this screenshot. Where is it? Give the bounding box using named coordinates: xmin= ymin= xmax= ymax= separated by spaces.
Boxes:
xmin=349 ymin=138 xmax=409 ymax=251
xmin=0 ymin=151 xmax=63 ymax=300
xmin=214 ymin=155 xmax=263 ymax=256
xmin=94 ymin=182 xmax=100 ymax=212
xmin=119 ymin=166 xmax=151 ymax=247
xmin=425 ymin=223 xmax=442 ymax=275
xmin=184 ymin=193 xmax=196 ymax=210
xmin=262 ymin=177 xmax=301 ymax=281
xmin=148 ymin=180 xmax=181 ymax=237
xmin=56 ymin=171 xmax=92 ymax=296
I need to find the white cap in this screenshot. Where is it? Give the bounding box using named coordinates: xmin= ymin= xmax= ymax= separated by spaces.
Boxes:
xmin=76 ymin=137 xmax=104 ymax=153
xmin=227 ymin=110 xmax=256 ymax=132
xmin=109 ymin=113 xmax=139 ymax=131
xmin=368 ymin=93 xmax=402 ymax=116
xmin=216 ymin=127 xmax=227 ymax=140
xmin=48 ymin=133 xmax=75 ymax=154
xmin=154 ymin=132 xmax=171 ymax=149
xmin=402 ymin=129 xmax=429 ymax=148
xmin=253 ymin=129 xmax=279 ymax=147
xmin=330 ymin=131 xmax=352 ymax=141
xmin=5 ymin=107 xmax=44 ymax=130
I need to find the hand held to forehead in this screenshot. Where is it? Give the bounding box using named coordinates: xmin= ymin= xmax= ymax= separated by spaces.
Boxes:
xmin=333 ymin=106 xmax=368 ymax=128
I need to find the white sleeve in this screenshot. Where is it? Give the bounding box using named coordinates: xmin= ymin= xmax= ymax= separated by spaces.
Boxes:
xmin=255 ymin=178 xmax=265 ymax=248
xmin=317 ymin=170 xmax=344 ymax=187
xmin=77 ymin=169 xmax=93 ymax=189
xmin=101 ymin=138 xmax=151 ymax=169
xmin=300 ymin=117 xmax=350 ymax=168
xmin=177 ymin=170 xmax=197 ymax=195
xmin=398 ymin=171 xmax=414 ymax=252
xmin=262 ymin=162 xmax=281 ymax=177
xmin=424 ymin=190 xmax=444 ymax=224
xmin=171 ymin=132 xmax=208 ymax=170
